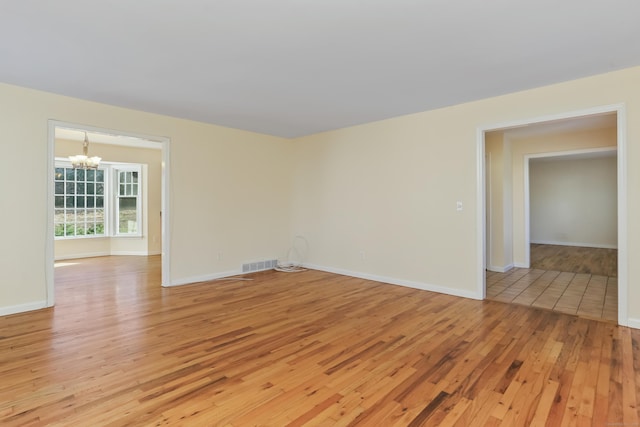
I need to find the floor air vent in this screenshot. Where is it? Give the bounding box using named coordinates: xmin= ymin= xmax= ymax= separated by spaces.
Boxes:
xmin=242 ymin=259 xmax=278 ymax=273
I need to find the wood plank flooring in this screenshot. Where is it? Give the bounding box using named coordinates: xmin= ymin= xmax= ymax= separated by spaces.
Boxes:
xmin=530 ymin=244 xmax=617 ymax=277
xmin=0 ymin=256 xmax=638 ymax=426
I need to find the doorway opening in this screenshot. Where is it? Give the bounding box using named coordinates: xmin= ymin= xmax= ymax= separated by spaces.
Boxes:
xmin=477 ymin=105 xmax=627 ymax=326
xmin=46 ymin=121 xmax=171 ymax=307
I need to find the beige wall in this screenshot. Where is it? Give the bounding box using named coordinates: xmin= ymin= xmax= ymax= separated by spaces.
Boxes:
xmin=55 ymin=139 xmax=163 ymax=259
xmin=0 ymin=82 xmax=292 ymax=315
xmin=290 ymin=67 xmax=640 ymax=326
xmin=1 ymin=65 xmax=640 ymax=326
xmin=510 ymin=127 xmax=617 ymax=265
xmin=529 ymin=155 xmax=617 ymax=248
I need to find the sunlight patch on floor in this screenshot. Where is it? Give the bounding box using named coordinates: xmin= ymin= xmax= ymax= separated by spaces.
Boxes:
xmin=55 ymin=262 xmax=79 ymax=268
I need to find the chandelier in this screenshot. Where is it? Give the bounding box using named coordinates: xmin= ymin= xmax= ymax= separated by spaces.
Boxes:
xmin=69 ymin=132 xmax=101 ymax=169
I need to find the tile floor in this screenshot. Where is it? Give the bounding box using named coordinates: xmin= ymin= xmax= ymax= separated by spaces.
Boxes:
xmin=486 ymin=268 xmax=617 ymax=322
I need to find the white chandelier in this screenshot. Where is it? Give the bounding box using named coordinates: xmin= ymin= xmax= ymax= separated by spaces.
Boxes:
xmin=69 ymin=132 xmax=101 ymax=169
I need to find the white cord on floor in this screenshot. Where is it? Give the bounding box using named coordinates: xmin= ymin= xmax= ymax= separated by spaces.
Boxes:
xmin=275 ymin=235 xmax=308 ymax=273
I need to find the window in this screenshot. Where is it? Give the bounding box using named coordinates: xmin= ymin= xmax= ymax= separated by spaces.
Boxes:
xmin=54 ymin=167 xmax=105 ymax=237
xmin=115 ymin=168 xmax=141 ymax=235
xmin=54 ymin=161 xmax=142 ymax=239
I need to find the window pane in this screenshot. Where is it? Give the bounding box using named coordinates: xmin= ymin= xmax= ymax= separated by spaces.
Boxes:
xmin=118 ymin=197 xmax=137 ymax=233
xmin=96 ymin=183 xmax=104 ymax=195
xmin=65 ymin=168 xmax=75 ymax=180
xmin=77 ymin=183 xmax=85 ymax=195
xmin=96 ymin=196 xmax=104 ymax=208
xmin=96 ymin=170 xmax=104 ymax=182
xmin=86 ymin=169 xmax=95 ymax=181
xmin=76 ymin=196 xmax=85 ymax=208
xmin=120 ymin=184 xmax=125 ymax=195
xmin=55 ymin=168 xmax=64 ymax=180
xmin=76 ymin=169 xmax=85 ymax=181
xmin=132 ymin=184 xmax=138 ymax=195
xmin=132 ymin=172 xmax=138 ymax=183
xmin=66 ymin=210 xmax=75 ymax=222
xmin=55 ymin=223 xmax=64 ymax=237
xmin=55 ymin=196 xmax=64 ymax=208
xmin=65 ymin=196 xmax=75 ymax=208
xmin=87 ymin=183 xmax=95 ymax=194
xmin=87 ymin=197 xmax=94 ymax=208
xmin=55 ymin=182 xmax=64 ymax=194
xmin=66 ymin=182 xmax=75 ymax=194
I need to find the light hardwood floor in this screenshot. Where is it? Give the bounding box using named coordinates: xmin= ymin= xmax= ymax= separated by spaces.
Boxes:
xmin=487 ymin=245 xmax=618 ymax=322
xmin=0 ymin=256 xmax=638 ymax=425
xmin=530 ymin=244 xmax=617 ymax=277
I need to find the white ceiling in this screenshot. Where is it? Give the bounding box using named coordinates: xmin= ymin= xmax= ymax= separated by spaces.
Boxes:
xmin=2 ymin=1 xmax=640 ymax=138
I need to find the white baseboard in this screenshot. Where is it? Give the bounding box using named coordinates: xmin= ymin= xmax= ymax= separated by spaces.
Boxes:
xmin=530 ymin=240 xmax=618 ymax=249
xmin=55 ymin=251 xmax=158 ymax=261
xmin=626 ymin=318 xmax=640 ymax=330
xmin=514 ymin=262 xmax=529 ymax=268
xmin=487 ymin=264 xmax=514 ymax=273
xmin=110 ymin=251 xmax=150 ymax=256
xmin=167 ymin=269 xmax=243 ymax=287
xmin=304 ymin=263 xmax=480 ymax=300
xmin=55 ymin=251 xmax=110 ymax=261
xmin=0 ymin=300 xmax=48 ymax=317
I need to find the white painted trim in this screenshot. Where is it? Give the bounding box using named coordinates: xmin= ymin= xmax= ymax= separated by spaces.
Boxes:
xmin=513 ymin=262 xmax=528 ymax=268
xmin=55 ymin=252 xmax=110 ymax=261
xmin=485 ymin=151 xmax=492 ymax=274
xmin=476 ymin=103 xmax=628 ymax=327
xmin=306 ymin=263 xmax=480 ymax=300
xmin=168 ymin=269 xmax=243 ymax=287
xmin=530 ymin=240 xmax=617 ymax=250
xmin=46 ymin=122 xmax=56 ymax=308
xmin=161 ymin=135 xmax=171 ymax=287
xmin=55 ymin=250 xmax=162 ymax=261
xmin=476 ymin=128 xmax=487 ymax=299
xmin=487 ymin=264 xmax=514 ymax=273
xmin=110 ymin=251 xmax=152 ymax=256
xmin=0 ymin=301 xmax=48 ymax=317
xmin=616 ymin=109 xmax=628 ymax=327
xmin=627 ymin=318 xmax=640 ymax=330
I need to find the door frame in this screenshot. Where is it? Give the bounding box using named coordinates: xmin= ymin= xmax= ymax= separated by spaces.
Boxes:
xmin=46 ymin=120 xmax=171 ymax=307
xmin=476 ymin=104 xmax=628 ymax=326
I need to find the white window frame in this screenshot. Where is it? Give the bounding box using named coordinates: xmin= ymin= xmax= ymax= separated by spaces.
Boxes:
xmin=54 ymin=159 xmax=143 ymax=239
xmin=113 ymin=164 xmax=143 ymax=237
xmin=53 ymin=161 xmax=109 ymax=239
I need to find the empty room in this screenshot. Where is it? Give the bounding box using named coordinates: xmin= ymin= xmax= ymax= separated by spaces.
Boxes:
xmin=1 ymin=2 xmax=639 ymax=426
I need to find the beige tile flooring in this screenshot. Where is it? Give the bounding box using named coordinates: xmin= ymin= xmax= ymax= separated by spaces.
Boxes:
xmin=486 ymin=268 xmax=617 ymax=322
